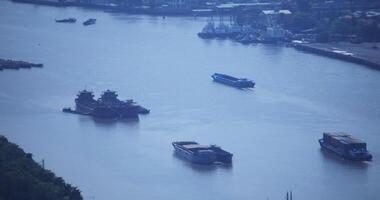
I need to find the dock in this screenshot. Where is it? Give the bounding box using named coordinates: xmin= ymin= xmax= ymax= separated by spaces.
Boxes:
xmin=293 ymin=42 xmax=380 ymax=69
xmin=0 ymin=58 xmax=43 ymax=70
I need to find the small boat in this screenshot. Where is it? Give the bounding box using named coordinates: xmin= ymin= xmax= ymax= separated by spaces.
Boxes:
xmin=319 ymin=132 xmax=373 ymax=161
xmin=83 ymin=18 xmax=96 ymax=26
xmin=55 ymin=18 xmax=77 ymax=23
xmin=172 ymin=141 xmax=233 ymax=165
xmin=211 ymin=73 xmax=255 ymax=88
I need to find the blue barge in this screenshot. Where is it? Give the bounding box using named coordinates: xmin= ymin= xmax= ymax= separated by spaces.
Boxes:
xmin=172 ymin=141 xmax=233 ymax=165
xmin=319 ymin=132 xmax=372 ymax=161
xmin=211 ymin=73 xmax=255 ymax=88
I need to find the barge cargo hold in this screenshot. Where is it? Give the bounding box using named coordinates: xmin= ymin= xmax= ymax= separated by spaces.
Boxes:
xmin=211 ymin=73 xmax=255 ymax=88
xmin=319 ymin=132 xmax=372 ymax=161
xmin=172 ymin=141 xmax=233 ymax=165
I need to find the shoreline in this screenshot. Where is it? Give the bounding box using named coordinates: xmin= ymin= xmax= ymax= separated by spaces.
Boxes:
xmin=11 ymin=0 xmax=214 ymax=16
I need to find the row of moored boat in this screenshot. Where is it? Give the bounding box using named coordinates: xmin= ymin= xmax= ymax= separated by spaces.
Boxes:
xmin=55 ymin=18 xmax=96 ymax=26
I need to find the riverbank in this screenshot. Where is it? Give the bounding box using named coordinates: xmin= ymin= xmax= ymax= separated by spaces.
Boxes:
xmin=0 ymin=58 xmax=43 ymax=70
xmin=293 ymin=42 xmax=380 ymax=69
xmin=0 ymin=135 xmax=82 ymax=200
xmin=11 ymin=0 xmax=207 ymax=16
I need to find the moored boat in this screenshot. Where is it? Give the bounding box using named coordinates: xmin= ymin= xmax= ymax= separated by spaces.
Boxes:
xmin=319 ymin=132 xmax=372 ymax=161
xmin=55 ymin=18 xmax=76 ymax=23
xmin=172 ymin=141 xmax=233 ymax=165
xmin=211 ymin=73 xmax=255 ymax=88
xmin=197 ymin=21 xmax=215 ymax=39
xmin=83 ymin=18 xmax=96 ymax=26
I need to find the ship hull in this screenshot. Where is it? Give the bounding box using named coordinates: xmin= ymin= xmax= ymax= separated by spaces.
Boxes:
xmin=197 ymin=32 xmax=215 ymax=39
xmin=172 ymin=143 xmax=216 ymax=165
xmin=319 ymin=139 xmax=372 ymax=161
xmin=212 ymin=73 xmax=255 ymax=88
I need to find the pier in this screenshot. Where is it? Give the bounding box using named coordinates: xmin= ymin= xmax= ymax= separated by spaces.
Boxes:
xmin=293 ymin=42 xmax=380 ymax=69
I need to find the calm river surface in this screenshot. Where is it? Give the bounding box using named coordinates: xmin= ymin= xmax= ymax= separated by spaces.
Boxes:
xmin=1 ymin=1 xmax=380 ymax=199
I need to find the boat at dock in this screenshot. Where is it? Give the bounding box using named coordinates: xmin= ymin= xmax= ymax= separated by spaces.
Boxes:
xmin=211 ymin=73 xmax=255 ymax=88
xmin=83 ymin=18 xmax=96 ymax=26
xmin=172 ymin=141 xmax=233 ymax=165
xmin=55 ymin=18 xmax=76 ymax=23
xmin=197 ymin=21 xmax=215 ymax=39
xmin=319 ymin=132 xmax=372 ymax=161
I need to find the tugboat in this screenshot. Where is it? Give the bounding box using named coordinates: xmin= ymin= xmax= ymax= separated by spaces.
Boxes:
xmin=55 ymin=18 xmax=77 ymax=23
xmin=197 ymin=21 xmax=215 ymax=39
xmin=172 ymin=141 xmax=233 ymax=165
xmin=211 ymin=73 xmax=255 ymax=88
xmin=83 ymin=18 xmax=96 ymax=26
xmin=319 ymin=132 xmax=373 ymax=161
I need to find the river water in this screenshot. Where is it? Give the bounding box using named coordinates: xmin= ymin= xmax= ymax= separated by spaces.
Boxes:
xmin=1 ymin=1 xmax=380 ymax=200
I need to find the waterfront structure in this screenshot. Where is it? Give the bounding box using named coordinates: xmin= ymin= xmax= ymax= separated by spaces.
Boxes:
xmin=319 ymin=132 xmax=373 ymax=161
xmin=64 ymin=90 xmax=149 ymax=119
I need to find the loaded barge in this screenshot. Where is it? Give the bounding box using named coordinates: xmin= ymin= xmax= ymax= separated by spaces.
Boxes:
xmin=172 ymin=141 xmax=233 ymax=165
xmin=212 ymin=73 xmax=255 ymax=88
xmin=319 ymin=132 xmax=372 ymax=161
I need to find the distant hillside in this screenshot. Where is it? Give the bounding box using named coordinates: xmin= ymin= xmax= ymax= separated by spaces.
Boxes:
xmin=0 ymin=135 xmax=83 ymax=200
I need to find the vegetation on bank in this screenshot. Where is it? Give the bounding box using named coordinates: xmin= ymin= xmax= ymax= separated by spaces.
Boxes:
xmin=0 ymin=135 xmax=82 ymax=200
xmin=234 ymin=0 xmax=380 ymax=43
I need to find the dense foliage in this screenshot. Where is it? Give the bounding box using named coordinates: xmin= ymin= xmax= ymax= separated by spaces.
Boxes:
xmin=0 ymin=136 xmax=82 ymax=200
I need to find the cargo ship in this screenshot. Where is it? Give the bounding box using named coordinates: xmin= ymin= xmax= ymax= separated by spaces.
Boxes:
xmin=319 ymin=132 xmax=372 ymax=161
xmin=172 ymin=141 xmax=233 ymax=165
xmin=64 ymin=90 xmax=149 ymax=119
xmin=211 ymin=73 xmax=255 ymax=88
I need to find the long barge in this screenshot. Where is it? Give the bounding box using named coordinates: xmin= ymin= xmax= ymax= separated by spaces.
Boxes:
xmin=319 ymin=132 xmax=372 ymax=161
xmin=172 ymin=141 xmax=233 ymax=165
xmin=212 ymin=73 xmax=255 ymax=88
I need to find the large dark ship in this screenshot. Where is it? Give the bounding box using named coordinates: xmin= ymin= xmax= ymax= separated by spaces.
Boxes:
xmin=319 ymin=132 xmax=372 ymax=161
xmin=211 ymin=73 xmax=255 ymax=88
xmin=172 ymin=141 xmax=233 ymax=165
xmin=64 ymin=90 xmax=150 ymax=119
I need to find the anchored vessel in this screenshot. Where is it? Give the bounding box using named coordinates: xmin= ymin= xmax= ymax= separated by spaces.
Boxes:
xmin=319 ymin=132 xmax=372 ymax=161
xmin=172 ymin=141 xmax=233 ymax=165
xmin=197 ymin=21 xmax=215 ymax=39
xmin=64 ymin=90 xmax=149 ymax=119
xmin=83 ymin=18 xmax=96 ymax=26
xmin=55 ymin=18 xmax=76 ymax=23
xmin=212 ymin=73 xmax=255 ymax=88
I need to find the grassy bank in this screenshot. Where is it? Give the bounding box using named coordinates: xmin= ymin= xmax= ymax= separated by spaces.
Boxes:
xmin=0 ymin=135 xmax=82 ymax=200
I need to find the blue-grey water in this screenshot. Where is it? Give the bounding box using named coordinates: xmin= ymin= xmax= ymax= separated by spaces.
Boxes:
xmin=1 ymin=1 xmax=380 ymax=199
